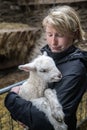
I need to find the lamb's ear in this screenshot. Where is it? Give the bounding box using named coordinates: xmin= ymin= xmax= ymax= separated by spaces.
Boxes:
xmin=43 ymin=51 xmax=48 ymax=56
xmin=18 ymin=63 xmax=36 ymax=72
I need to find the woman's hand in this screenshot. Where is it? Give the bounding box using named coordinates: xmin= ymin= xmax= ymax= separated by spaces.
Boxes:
xmin=10 ymin=86 xmax=20 ymax=94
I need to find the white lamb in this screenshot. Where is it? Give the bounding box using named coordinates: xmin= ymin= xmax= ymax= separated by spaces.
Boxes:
xmin=18 ymin=52 xmax=67 ymax=130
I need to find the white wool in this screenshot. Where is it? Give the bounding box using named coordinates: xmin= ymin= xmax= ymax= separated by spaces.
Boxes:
xmin=18 ymin=53 xmax=67 ymax=130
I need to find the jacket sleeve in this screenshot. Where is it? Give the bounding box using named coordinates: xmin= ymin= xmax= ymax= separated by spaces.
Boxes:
xmin=4 ymin=92 xmax=54 ymax=130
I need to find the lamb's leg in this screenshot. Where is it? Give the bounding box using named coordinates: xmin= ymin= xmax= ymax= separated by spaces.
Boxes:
xmin=44 ymin=88 xmax=65 ymax=122
xmin=32 ymin=97 xmax=67 ymax=130
xmin=46 ymin=110 xmax=67 ymax=130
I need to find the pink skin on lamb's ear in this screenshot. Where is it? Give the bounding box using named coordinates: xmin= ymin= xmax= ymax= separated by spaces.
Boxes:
xmin=18 ymin=63 xmax=36 ymax=72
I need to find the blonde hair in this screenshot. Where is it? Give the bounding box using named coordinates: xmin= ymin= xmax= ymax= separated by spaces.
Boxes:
xmin=42 ymin=5 xmax=86 ymax=44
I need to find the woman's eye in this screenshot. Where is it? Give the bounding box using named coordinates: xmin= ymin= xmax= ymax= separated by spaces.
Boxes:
xmin=56 ymin=33 xmax=64 ymax=37
xmin=47 ymin=34 xmax=53 ymax=37
xmin=47 ymin=33 xmax=64 ymax=37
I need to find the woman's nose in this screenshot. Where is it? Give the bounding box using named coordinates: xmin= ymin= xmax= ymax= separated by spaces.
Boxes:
xmin=52 ymin=36 xmax=58 ymax=45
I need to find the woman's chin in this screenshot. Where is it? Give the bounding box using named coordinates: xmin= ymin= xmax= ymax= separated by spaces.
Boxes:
xmin=51 ymin=49 xmax=62 ymax=53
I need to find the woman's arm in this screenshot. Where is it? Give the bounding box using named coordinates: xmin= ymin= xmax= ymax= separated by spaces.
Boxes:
xmin=4 ymin=92 xmax=54 ymax=130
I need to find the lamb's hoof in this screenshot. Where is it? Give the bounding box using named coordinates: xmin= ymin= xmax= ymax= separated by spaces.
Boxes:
xmin=44 ymin=88 xmax=51 ymax=95
xmin=52 ymin=109 xmax=64 ymax=123
xmin=53 ymin=115 xmax=63 ymax=123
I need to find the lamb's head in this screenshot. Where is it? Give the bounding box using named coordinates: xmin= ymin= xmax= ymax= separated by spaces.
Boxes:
xmin=18 ymin=54 xmax=62 ymax=83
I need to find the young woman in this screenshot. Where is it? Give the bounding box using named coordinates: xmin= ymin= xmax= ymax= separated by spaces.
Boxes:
xmin=5 ymin=5 xmax=87 ymax=130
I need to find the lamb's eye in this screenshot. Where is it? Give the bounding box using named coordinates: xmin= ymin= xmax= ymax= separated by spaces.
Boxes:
xmin=39 ymin=69 xmax=48 ymax=73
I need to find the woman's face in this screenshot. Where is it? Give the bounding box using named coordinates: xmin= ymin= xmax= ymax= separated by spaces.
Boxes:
xmin=45 ymin=25 xmax=74 ymax=53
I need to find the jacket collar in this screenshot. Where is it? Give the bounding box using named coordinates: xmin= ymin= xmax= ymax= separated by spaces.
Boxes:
xmin=41 ymin=45 xmax=87 ymax=67
xmin=41 ymin=45 xmax=76 ymax=62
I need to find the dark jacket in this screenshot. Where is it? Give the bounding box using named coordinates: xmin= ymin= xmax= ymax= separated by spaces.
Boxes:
xmin=5 ymin=45 xmax=87 ymax=130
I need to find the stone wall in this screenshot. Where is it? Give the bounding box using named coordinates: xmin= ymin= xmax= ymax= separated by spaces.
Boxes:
xmin=0 ymin=1 xmax=87 ymax=29
xmin=0 ymin=0 xmax=87 ymax=86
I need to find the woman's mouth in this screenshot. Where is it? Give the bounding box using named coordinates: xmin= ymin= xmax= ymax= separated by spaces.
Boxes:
xmin=51 ymin=47 xmax=63 ymax=52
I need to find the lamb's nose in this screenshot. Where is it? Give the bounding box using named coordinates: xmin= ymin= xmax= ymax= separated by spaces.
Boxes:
xmin=58 ymin=73 xmax=62 ymax=79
